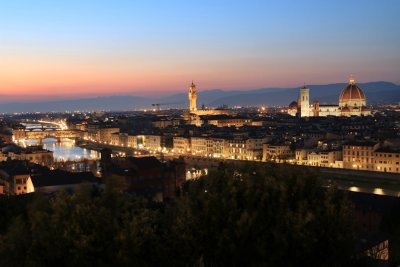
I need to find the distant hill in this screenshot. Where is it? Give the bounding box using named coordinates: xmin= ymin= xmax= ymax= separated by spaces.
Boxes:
xmin=0 ymin=81 xmax=398 ymax=113
xmin=206 ymin=82 xmax=400 ymax=107
xmin=0 ymin=96 xmax=151 ymax=113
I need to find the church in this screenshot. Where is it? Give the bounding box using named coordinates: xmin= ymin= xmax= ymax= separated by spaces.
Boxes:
xmin=288 ymin=77 xmax=371 ymax=117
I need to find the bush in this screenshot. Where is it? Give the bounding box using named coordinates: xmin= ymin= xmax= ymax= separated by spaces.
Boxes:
xmin=0 ymin=163 xmax=357 ymax=267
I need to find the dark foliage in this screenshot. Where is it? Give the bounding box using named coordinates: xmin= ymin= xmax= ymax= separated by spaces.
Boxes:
xmin=0 ymin=163 xmax=358 ymax=266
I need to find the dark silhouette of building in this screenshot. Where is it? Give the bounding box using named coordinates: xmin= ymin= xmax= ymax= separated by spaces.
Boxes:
xmin=101 ymin=149 xmax=185 ymax=201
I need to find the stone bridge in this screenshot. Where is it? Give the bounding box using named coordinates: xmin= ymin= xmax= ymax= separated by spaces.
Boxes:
xmin=13 ymin=129 xmax=85 ymax=141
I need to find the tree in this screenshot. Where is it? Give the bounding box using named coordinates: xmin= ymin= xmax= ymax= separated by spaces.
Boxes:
xmin=0 ymin=162 xmax=358 ymax=267
xmin=170 ymin=163 xmax=356 ymax=266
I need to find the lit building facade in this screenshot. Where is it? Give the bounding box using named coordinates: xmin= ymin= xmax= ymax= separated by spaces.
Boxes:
xmin=262 ymin=143 xmax=294 ymax=162
xmin=111 ymin=132 xmax=128 ymax=147
xmin=127 ymin=135 xmax=137 ymax=148
xmin=223 ymin=138 xmax=248 ymax=160
xmin=173 ymin=137 xmax=190 ymax=154
xmin=288 ymin=77 xmax=372 ymax=117
xmin=373 ymin=148 xmax=400 ymax=173
xmin=87 ymin=124 xmax=119 ymax=143
xmin=207 ymin=117 xmax=252 ymax=128
xmin=144 ymin=135 xmax=162 ymax=151
xmin=9 ymin=150 xmax=53 ymax=166
xmin=306 ymin=150 xmax=342 ymax=167
xmin=191 ymin=137 xmax=208 ymax=156
xmin=295 ymin=149 xmax=313 ymax=164
xmin=342 ymin=141 xmax=379 ymax=171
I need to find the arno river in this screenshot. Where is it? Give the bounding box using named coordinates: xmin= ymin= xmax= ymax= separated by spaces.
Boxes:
xmin=16 ymin=124 xmax=400 ymax=196
xmin=18 ymin=123 xmax=99 ymax=161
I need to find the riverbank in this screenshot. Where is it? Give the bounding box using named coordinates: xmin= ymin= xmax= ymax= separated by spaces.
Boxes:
xmin=181 ymin=155 xmax=400 ymax=197
xmin=76 ymin=139 xmax=400 ymax=196
xmin=76 ymin=139 xmax=135 ymax=155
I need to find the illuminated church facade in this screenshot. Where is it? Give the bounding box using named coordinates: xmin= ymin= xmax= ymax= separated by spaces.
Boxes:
xmin=288 ymin=77 xmax=371 ymax=117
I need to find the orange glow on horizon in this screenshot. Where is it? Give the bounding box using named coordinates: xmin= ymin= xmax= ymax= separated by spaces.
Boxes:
xmin=1 ymin=50 xmax=398 ymax=101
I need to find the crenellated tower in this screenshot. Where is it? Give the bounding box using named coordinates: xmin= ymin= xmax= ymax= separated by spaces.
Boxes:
xmin=188 ymin=81 xmax=197 ymax=112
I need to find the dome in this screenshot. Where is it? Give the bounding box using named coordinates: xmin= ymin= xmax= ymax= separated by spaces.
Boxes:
xmin=339 ymin=78 xmax=366 ymax=103
xmin=289 ymin=101 xmax=298 ymax=109
xmin=361 ymin=106 xmax=370 ymax=111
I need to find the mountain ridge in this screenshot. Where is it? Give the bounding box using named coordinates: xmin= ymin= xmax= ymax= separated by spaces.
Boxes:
xmin=0 ymin=82 xmax=398 ymax=113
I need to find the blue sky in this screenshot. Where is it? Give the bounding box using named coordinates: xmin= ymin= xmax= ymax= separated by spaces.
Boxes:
xmin=0 ymin=0 xmax=399 ymax=100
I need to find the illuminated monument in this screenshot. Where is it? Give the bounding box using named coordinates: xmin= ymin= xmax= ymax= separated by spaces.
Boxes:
xmin=337 ymin=77 xmax=370 ymax=116
xmin=299 ymin=85 xmax=310 ymax=117
xmin=288 ymin=76 xmax=371 ymax=117
xmin=183 ymin=81 xmax=233 ymax=124
xmin=188 ymin=81 xmax=197 ymax=112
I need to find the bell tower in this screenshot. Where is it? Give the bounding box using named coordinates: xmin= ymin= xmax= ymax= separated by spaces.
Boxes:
xmin=188 ymin=81 xmax=197 ymax=112
xmin=300 ymin=85 xmax=310 ymax=117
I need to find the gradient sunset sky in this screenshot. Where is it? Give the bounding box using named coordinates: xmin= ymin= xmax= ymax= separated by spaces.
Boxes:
xmin=1 ymin=0 xmax=399 ymax=102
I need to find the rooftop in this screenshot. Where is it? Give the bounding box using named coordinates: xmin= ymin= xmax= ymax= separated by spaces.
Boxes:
xmin=30 ymin=170 xmax=98 ymax=187
xmin=343 ymin=141 xmax=378 ymax=147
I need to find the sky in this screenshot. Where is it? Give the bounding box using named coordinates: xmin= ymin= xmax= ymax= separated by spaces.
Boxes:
xmin=0 ymin=0 xmax=399 ymax=102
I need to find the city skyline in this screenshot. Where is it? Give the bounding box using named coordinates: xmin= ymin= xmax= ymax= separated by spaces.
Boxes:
xmin=1 ymin=2 xmax=400 ymax=266
xmin=1 ymin=0 xmax=399 ymax=102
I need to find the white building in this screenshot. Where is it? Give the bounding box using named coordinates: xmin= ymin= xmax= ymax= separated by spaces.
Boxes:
xmin=288 ymin=77 xmax=371 ymax=117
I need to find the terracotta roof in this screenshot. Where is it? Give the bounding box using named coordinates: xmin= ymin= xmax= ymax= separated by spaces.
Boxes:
xmin=339 ymin=83 xmax=366 ymax=102
xmin=374 ymin=147 xmax=400 ymax=153
xmin=30 ymin=170 xmax=98 ymax=187
xmin=127 ymin=156 xmax=162 ymax=168
xmin=288 ymin=101 xmax=298 ymax=109
xmin=343 ymin=141 xmax=378 ymax=147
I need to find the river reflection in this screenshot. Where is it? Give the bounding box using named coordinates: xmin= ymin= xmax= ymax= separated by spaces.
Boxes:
xmin=19 ymin=138 xmax=99 ymax=161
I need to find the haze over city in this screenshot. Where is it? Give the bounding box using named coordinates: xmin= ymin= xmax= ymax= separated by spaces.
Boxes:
xmin=1 ymin=0 xmax=400 ymax=102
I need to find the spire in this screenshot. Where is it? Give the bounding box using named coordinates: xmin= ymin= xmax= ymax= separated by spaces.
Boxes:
xmin=349 ymin=74 xmax=355 ymax=85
